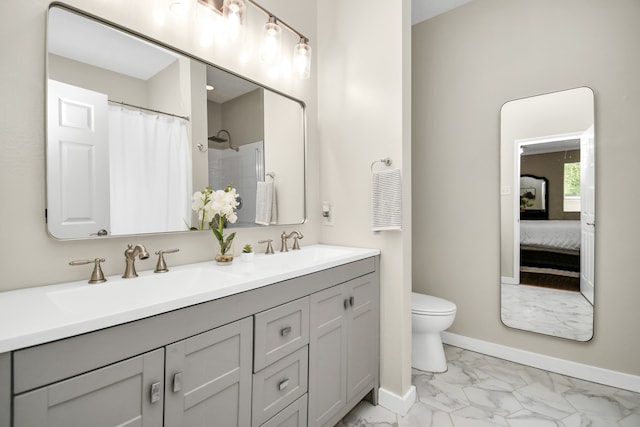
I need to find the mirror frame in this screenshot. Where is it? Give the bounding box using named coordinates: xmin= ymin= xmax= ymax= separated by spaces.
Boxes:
xmin=45 ymin=3 xmax=307 ymax=240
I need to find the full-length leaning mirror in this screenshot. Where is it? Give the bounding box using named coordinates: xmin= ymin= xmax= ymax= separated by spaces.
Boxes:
xmin=500 ymin=87 xmax=595 ymax=341
xmin=46 ymin=5 xmax=305 ymax=239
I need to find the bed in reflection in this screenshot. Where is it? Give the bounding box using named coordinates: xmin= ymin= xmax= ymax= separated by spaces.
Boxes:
xmin=520 ymin=220 xmax=581 ymax=291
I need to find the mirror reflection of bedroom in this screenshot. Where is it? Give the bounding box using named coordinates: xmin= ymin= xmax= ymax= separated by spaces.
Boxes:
xmin=500 ymin=87 xmax=595 ymax=341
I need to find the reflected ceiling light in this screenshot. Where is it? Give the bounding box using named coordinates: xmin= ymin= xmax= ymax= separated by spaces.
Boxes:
xmin=206 ymin=84 xmax=215 ymax=91
xmin=222 ymin=0 xmax=246 ymax=42
xmin=293 ymin=37 xmax=312 ymax=80
xmin=260 ymin=16 xmax=282 ymax=65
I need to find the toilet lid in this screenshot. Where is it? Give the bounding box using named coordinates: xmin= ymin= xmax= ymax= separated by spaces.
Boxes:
xmin=411 ymin=292 xmax=457 ymax=315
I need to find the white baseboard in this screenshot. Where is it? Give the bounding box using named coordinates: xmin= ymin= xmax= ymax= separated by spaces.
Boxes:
xmin=377 ymin=385 xmax=416 ymax=416
xmin=441 ymin=332 xmax=640 ymax=393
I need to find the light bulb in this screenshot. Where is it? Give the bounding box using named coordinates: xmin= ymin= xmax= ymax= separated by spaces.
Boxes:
xmin=260 ymin=17 xmax=282 ymax=66
xmin=223 ymin=0 xmax=246 ymax=43
xmin=293 ymin=38 xmax=312 ymax=79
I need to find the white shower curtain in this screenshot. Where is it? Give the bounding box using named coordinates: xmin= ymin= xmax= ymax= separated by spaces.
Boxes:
xmin=108 ymin=106 xmax=192 ymax=235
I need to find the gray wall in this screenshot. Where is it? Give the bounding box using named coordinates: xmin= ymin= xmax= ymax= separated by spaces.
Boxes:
xmin=412 ymin=0 xmax=640 ymax=375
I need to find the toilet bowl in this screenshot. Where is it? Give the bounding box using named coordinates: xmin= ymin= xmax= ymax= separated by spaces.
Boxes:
xmin=411 ymin=292 xmax=457 ymax=373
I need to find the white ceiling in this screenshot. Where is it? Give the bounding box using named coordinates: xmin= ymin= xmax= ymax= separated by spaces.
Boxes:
xmin=412 ymin=0 xmax=474 ymax=25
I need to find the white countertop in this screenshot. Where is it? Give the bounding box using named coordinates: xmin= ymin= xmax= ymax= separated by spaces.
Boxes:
xmin=0 ymin=244 xmax=379 ymax=353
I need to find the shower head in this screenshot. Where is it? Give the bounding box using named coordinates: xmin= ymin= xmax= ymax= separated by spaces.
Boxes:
xmin=208 ymin=135 xmax=227 ymax=143
xmin=208 ymin=129 xmax=238 ymax=151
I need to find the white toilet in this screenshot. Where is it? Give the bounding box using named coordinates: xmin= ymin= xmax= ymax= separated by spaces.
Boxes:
xmin=411 ymin=292 xmax=457 ymax=373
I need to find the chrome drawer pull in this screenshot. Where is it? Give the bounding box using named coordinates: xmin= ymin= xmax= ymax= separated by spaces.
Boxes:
xmin=150 ymin=381 xmax=161 ymax=404
xmin=173 ymin=372 xmax=183 ymax=393
xmin=349 ymin=296 xmax=355 ymax=307
xmin=278 ymin=378 xmax=289 ymax=391
xmin=280 ymin=326 xmax=292 ymax=337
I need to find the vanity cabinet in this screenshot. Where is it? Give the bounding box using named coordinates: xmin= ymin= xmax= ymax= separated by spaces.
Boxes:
xmin=3 ymin=254 xmax=379 ymax=427
xmin=13 ymin=318 xmax=252 ymax=427
xmin=308 ymin=273 xmax=379 ymax=427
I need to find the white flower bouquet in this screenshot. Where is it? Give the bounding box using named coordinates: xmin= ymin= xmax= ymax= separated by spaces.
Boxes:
xmin=192 ymin=185 xmax=240 ymax=263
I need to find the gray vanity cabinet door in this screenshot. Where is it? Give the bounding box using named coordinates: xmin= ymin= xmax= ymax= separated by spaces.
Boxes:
xmin=345 ymin=275 xmax=378 ymax=403
xmin=308 ymin=273 xmax=378 ymax=427
xmin=13 ymin=348 xmax=165 ymax=427
xmin=164 ymin=317 xmax=253 ymax=427
xmin=308 ymin=284 xmax=348 ymax=427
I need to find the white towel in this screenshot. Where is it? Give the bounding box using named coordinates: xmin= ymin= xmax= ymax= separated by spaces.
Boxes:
xmin=255 ymin=180 xmax=273 ymax=225
xmin=371 ymin=168 xmax=402 ymax=231
xmin=269 ymin=180 xmax=278 ymax=225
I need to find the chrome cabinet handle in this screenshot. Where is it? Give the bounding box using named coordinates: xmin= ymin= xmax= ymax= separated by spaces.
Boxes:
xmin=280 ymin=326 xmax=292 ymax=337
xmin=173 ymin=372 xmax=183 ymax=393
xmin=349 ymin=296 xmax=355 ymax=307
xmin=278 ymin=378 xmax=289 ymax=391
xmin=150 ymin=381 xmax=161 ymax=404
xmin=587 ymin=222 xmax=595 ymax=226
xmin=344 ymin=299 xmax=349 ymax=310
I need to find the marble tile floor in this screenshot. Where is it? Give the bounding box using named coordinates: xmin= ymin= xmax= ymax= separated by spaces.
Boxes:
xmin=500 ymin=283 xmax=593 ymax=341
xmin=335 ymin=345 xmax=640 ymax=427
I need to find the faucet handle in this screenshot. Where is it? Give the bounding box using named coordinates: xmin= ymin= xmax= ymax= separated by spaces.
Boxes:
xmin=258 ymin=239 xmax=274 ymax=255
xmin=280 ymin=231 xmax=289 ymax=252
xmin=154 ymin=248 xmax=179 ymax=273
xmin=292 ymin=231 xmax=304 ymax=250
xmin=69 ymin=258 xmax=107 ymax=284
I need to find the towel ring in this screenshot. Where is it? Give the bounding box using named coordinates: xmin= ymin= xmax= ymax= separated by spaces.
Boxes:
xmin=370 ymin=158 xmax=392 ymax=172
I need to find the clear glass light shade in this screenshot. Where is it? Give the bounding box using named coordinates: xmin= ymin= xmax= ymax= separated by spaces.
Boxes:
xmin=167 ymin=0 xmax=194 ymax=16
xmin=223 ymin=0 xmax=246 ymax=42
xmin=293 ymin=39 xmax=312 ymax=79
xmin=260 ymin=18 xmax=282 ymax=66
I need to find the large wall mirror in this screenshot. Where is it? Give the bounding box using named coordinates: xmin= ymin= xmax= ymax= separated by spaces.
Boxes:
xmin=500 ymin=87 xmax=595 ymax=341
xmin=46 ymin=5 xmax=305 ymax=239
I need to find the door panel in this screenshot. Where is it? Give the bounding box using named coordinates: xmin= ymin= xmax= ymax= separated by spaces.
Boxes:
xmin=308 ymin=285 xmax=347 ymax=427
xmin=164 ymin=318 xmax=252 ymax=427
xmin=47 ymin=79 xmax=110 ymax=238
xmin=14 ymin=349 xmax=164 ymax=427
xmin=580 ymin=125 xmax=595 ymax=304
xmin=346 ymin=276 xmax=377 ymax=402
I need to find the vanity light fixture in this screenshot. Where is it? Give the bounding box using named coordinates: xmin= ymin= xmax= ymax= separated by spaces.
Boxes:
xmin=195 ymin=0 xmax=312 ymax=79
xmin=293 ymin=37 xmax=312 ymax=80
xmin=260 ymin=16 xmax=282 ymax=66
xmin=206 ymin=84 xmax=215 ymax=91
xmin=222 ymin=0 xmax=246 ymax=42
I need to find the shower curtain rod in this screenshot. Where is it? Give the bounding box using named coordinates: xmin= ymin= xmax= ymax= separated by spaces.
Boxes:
xmin=108 ymin=100 xmax=190 ymax=121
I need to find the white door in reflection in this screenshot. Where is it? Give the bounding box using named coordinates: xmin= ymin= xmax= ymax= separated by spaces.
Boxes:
xmin=47 ymin=80 xmax=110 ymax=238
xmin=580 ymin=125 xmax=595 ymax=304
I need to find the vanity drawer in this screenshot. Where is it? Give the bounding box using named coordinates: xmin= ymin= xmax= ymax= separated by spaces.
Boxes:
xmin=261 ymin=394 xmax=308 ymax=427
xmin=254 ymin=297 xmax=309 ymax=372
xmin=252 ymin=346 xmax=308 ymax=427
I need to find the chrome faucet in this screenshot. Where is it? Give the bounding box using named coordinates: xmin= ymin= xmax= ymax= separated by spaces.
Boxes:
xmin=122 ymin=244 xmax=150 ymax=278
xmin=290 ymin=231 xmax=304 ymax=250
xmin=280 ymin=231 xmax=304 ymax=252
